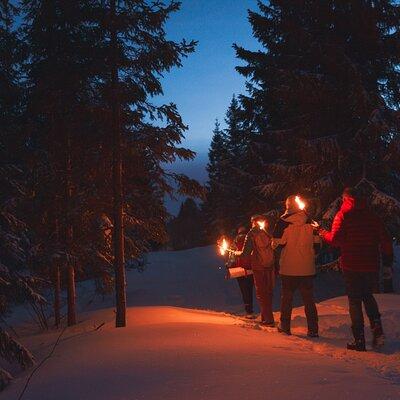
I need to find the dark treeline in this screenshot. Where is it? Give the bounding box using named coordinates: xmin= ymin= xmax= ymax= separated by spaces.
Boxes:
xmin=167 ymin=198 xmax=205 ymax=250
xmin=203 ymin=0 xmax=400 ymax=242
xmin=0 ymin=0 xmax=201 ymax=386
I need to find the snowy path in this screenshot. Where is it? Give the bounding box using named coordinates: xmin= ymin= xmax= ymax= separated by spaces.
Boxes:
xmin=2 ymin=246 xmax=400 ymax=400
xmin=3 ymin=305 xmax=400 ymax=400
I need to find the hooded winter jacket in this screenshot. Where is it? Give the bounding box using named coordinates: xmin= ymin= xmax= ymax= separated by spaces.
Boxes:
xmin=320 ymin=196 xmax=393 ymax=272
xmin=241 ymin=227 xmax=274 ymax=270
xmin=272 ymin=211 xmax=320 ymax=276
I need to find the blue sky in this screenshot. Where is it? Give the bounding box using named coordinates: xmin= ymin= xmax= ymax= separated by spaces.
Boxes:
xmin=160 ymin=0 xmax=261 ymax=213
xmin=161 ymin=0 xmax=260 ymax=155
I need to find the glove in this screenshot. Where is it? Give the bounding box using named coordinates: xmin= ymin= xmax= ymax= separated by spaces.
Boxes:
xmin=310 ymin=221 xmax=320 ymax=230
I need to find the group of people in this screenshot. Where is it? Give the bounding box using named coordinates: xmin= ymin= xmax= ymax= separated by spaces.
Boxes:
xmin=228 ymin=187 xmax=393 ymax=351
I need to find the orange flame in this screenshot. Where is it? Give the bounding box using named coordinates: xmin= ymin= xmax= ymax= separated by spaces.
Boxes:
xmin=257 ymin=220 xmax=266 ymax=230
xmin=219 ymin=238 xmax=229 ymax=256
xmin=295 ymin=195 xmax=306 ymax=210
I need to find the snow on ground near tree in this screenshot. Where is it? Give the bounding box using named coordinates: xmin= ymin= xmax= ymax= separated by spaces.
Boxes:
xmin=2 ymin=246 xmax=400 ymax=400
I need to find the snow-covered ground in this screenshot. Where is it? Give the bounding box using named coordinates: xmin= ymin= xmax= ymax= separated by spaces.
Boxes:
xmin=2 ymin=246 xmax=400 ymax=400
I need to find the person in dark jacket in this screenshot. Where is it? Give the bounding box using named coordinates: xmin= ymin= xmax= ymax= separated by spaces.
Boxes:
xmin=318 ymin=187 xmax=393 ymax=351
xmin=233 ymin=226 xmax=255 ymax=318
xmin=235 ymin=215 xmax=275 ymax=326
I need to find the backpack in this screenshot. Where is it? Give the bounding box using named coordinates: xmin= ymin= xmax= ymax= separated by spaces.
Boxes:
xmin=251 ymin=229 xmax=274 ymax=268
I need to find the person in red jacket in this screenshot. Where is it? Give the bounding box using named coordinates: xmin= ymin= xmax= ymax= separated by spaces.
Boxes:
xmin=318 ymin=187 xmax=393 ymax=351
xmin=233 ymin=226 xmax=254 ymax=318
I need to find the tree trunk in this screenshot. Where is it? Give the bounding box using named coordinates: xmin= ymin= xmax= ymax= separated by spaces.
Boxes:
xmin=111 ymin=0 xmax=126 ymax=328
xmin=53 ymin=218 xmax=61 ymax=327
xmin=53 ymin=262 xmax=61 ymax=327
xmin=66 ymin=133 xmax=77 ymax=326
xmin=67 ymin=260 xmax=76 ymax=326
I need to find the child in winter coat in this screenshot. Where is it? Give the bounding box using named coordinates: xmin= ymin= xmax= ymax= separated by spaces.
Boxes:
xmin=272 ymin=195 xmax=321 ymax=337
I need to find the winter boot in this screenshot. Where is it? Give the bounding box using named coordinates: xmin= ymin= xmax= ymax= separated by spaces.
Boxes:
xmin=277 ymin=323 xmax=291 ymax=335
xmin=371 ymin=321 xmax=385 ymax=349
xmin=261 ymin=320 xmax=276 ymax=328
xmin=307 ymin=322 xmax=319 ymax=338
xmin=245 ymin=304 xmax=254 ymax=315
xmin=347 ymin=326 xmax=366 ymax=351
xmin=347 ymin=337 xmax=366 ymax=352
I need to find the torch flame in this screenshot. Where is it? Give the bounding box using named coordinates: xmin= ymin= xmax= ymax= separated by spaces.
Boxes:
xmin=295 ymin=195 xmax=306 ymax=210
xmin=219 ymin=238 xmax=229 ymax=256
xmin=257 ymin=220 xmax=266 ymax=230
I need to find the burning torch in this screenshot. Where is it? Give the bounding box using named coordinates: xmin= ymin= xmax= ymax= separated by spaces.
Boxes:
xmin=295 ymin=195 xmax=320 ymax=229
xmin=217 ymin=236 xmax=253 ymax=279
xmin=295 ymin=195 xmax=306 ymax=211
xmin=217 ymin=237 xmax=236 ymax=257
xmin=257 ymin=220 xmax=266 ymax=231
xmin=218 ymin=238 xmax=229 ymax=256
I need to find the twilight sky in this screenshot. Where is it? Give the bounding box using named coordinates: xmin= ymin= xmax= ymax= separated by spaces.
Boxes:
xmin=159 ymin=0 xmax=261 ymax=214
xmin=161 ymin=1 xmax=260 ymax=163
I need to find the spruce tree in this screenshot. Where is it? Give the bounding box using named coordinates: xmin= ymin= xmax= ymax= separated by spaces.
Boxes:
xmin=0 ymin=1 xmax=36 ymax=387
xmin=223 ymin=95 xmax=264 ymax=226
xmin=204 ymin=100 xmax=264 ymax=240
xmin=204 ymin=119 xmax=229 ymax=239
xmin=168 ymin=198 xmax=204 ymax=250
xmin=207 ymin=120 xmax=228 ymax=185
xmin=22 ymin=0 xmax=100 ymax=326
xmin=225 ymin=95 xmax=246 ymax=159
xmin=91 ymin=0 xmax=199 ymax=326
xmin=234 ymin=0 xmax=400 ymax=234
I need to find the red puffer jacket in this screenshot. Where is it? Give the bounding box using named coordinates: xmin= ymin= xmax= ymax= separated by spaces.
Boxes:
xmin=320 ymin=197 xmax=393 ymax=272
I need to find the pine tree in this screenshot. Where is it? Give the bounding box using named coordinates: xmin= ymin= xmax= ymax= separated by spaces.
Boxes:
xmin=168 ymin=198 xmax=204 ymax=250
xmin=207 ymin=120 xmax=227 ymax=182
xmin=0 ymin=2 xmax=37 ymax=386
xmin=203 ymin=119 xmax=230 ymax=238
xmin=234 ymin=0 xmax=400 ymax=234
xmin=90 ymin=0 xmax=199 ymax=326
xmin=0 ymin=0 xmax=22 ymax=128
xmin=203 ymin=99 xmax=264 ymax=240
xmin=223 ymin=96 xmax=264 ymax=226
xmin=225 ymin=95 xmax=247 ymax=158
xmin=22 ymin=0 xmax=101 ymax=326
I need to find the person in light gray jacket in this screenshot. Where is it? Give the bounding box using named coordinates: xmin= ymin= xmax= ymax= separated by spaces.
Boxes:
xmin=272 ymin=195 xmax=321 ymax=337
